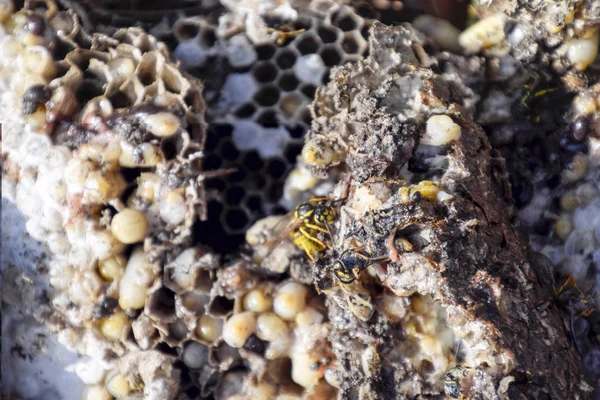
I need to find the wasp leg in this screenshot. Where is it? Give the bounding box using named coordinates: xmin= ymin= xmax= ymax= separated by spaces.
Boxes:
xmin=304 ymin=223 xmax=329 ymax=234
xmin=303 ymin=246 xmax=315 ymax=260
xmin=299 ymin=227 xmax=327 ymax=250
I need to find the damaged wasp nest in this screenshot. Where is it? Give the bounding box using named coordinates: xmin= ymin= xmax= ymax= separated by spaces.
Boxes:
xmin=289 ymin=22 xmax=589 ymax=398
xmin=2 ymin=0 xmax=599 ymax=399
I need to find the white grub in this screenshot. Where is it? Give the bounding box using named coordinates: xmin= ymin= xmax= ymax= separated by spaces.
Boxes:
xmin=302 ymin=138 xmax=335 ymax=166
xmin=283 ymin=166 xmax=319 ymax=202
xmin=119 ymin=246 xmax=157 ymax=310
xmin=567 ymin=30 xmax=599 ymax=71
xmin=98 ymin=312 xmax=130 ymax=341
xmin=223 ymin=311 xmax=257 ymax=348
xmin=196 ymin=315 xmax=223 ymax=342
xmin=295 ymin=307 xmax=323 ymax=326
xmin=84 ymin=386 xmax=112 ymax=400
xmin=119 ymin=142 xmax=162 ymax=168
xmin=111 ymin=208 xmax=148 ymax=244
xmin=273 ymin=281 xmax=308 ymax=320
xmin=159 ymin=189 xmax=187 ymax=225
xmin=142 ymin=112 xmax=181 ymax=137
xmin=458 ymin=13 xmax=507 ymax=53
xmin=243 ymin=286 xmax=273 ymax=312
xmin=72 ymin=359 xmax=108 ymax=385
xmin=291 ymin=353 xmax=321 ymax=389
xmin=256 ymin=312 xmax=289 ymax=342
xmin=421 ymin=115 xmax=461 ymax=146
xmin=98 ymin=255 xmax=126 ymax=282
xmin=105 ymin=371 xmax=131 ymax=397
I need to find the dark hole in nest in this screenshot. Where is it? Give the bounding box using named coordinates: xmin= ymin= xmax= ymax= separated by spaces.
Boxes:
xmin=176 ymin=22 xmax=200 ymax=40
xmin=200 ymin=29 xmax=217 ymax=47
xmin=154 ymin=342 xmax=178 ymax=356
xmin=267 ymin=158 xmax=287 ymax=179
xmin=279 ymin=73 xmax=300 ymax=91
xmin=256 ymin=44 xmax=276 ymax=60
xmin=296 ymin=35 xmax=320 ymax=55
xmin=109 ymin=91 xmax=132 ymax=109
xmin=225 ymin=209 xmax=249 ymax=231
xmin=149 ymin=287 xmax=177 ymax=319
xmin=336 ymin=15 xmax=357 ymax=32
xmin=256 ymin=110 xmax=279 ymax=127
xmin=220 ymin=141 xmax=240 ymax=161
xmin=254 ymin=86 xmax=280 ymax=107
xmin=161 ymin=139 xmax=178 ymax=160
xmin=226 ymin=186 xmax=245 ymax=205
xmin=120 ymin=167 xmax=144 ymax=184
xmin=276 ymin=50 xmax=297 ymax=69
xmin=243 ymin=151 xmax=263 ymax=171
xmin=252 ymin=62 xmax=278 ymax=83
xmin=342 ymin=35 xmax=360 ymax=54
xmin=235 ymin=103 xmax=256 ymax=118
xmin=203 ymin=154 xmax=222 ymax=170
xmin=194 ymin=201 xmax=244 ymax=253
xmin=76 ymin=80 xmax=104 ymax=104
xmin=245 ymin=196 xmax=262 ymax=212
xmin=320 ymin=47 xmax=342 ymax=67
xmin=318 ymin=26 xmax=338 ymax=44
xmin=285 ymin=144 xmax=302 ymax=164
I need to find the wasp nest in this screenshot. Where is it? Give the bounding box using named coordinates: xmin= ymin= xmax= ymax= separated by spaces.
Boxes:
xmin=293 ymin=22 xmax=589 ymax=398
xmin=0 ymin=1 xmax=225 ymax=397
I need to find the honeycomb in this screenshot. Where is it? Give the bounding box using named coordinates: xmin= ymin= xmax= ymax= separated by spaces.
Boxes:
xmin=146 ymin=4 xmax=374 ymax=251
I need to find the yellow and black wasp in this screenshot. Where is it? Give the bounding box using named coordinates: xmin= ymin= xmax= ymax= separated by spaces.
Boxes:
xmin=511 ymin=71 xmax=575 ymax=124
xmin=269 ymin=196 xmax=344 ymax=260
xmin=332 ymin=248 xmax=388 ymax=284
xmin=444 ymin=365 xmax=470 ymax=399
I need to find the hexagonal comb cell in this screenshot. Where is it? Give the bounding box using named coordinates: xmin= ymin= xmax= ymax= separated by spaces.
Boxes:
xmin=157 ymin=3 xmax=371 ymax=247
xmin=252 ymin=61 xmax=279 ymax=83
xmin=295 ymin=33 xmax=321 ymax=55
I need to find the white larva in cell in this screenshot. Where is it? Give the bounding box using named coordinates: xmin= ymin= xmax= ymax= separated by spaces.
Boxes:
xmin=421 ymin=115 xmax=461 ymax=146
xmin=295 ymin=307 xmax=323 ymax=326
xmin=243 ymin=287 xmax=273 ymax=313
xmin=291 ymin=353 xmax=321 ymax=388
xmin=160 ymin=190 xmax=187 ymax=225
xmin=196 ymin=315 xmax=223 ymax=343
xmin=567 ymin=30 xmax=599 ymax=71
xmin=142 ymin=112 xmax=181 ymax=137
xmin=98 ymin=255 xmax=126 ymax=282
xmin=458 ymin=13 xmax=507 ymax=53
xmin=105 ymin=372 xmax=130 ymax=398
xmin=98 ymin=312 xmax=129 ymax=341
xmin=119 ymin=246 xmax=155 ymax=310
xmin=256 ymin=312 xmax=289 ymax=342
xmin=222 ymin=311 xmax=257 ymax=348
xmin=111 ymin=208 xmax=148 ymax=244
xmin=273 ymin=282 xmax=307 ymax=320
xmin=84 ymin=386 xmax=112 ymax=400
